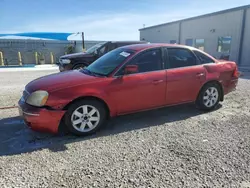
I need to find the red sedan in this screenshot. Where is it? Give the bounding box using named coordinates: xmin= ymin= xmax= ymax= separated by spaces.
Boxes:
xmin=18 ymin=43 xmax=239 ymax=136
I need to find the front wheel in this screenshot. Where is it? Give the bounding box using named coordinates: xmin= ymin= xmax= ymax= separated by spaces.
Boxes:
xmin=64 ymin=100 xmax=107 ymax=136
xmin=196 ymin=83 xmax=221 ymax=111
xmin=73 ymin=64 xmax=87 ymax=70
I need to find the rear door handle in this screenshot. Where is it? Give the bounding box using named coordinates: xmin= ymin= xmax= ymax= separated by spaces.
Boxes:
xmin=152 ymin=80 xmax=164 ymax=84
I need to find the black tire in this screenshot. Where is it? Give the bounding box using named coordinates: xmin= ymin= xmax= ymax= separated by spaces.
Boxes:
xmin=196 ymin=82 xmax=221 ymax=111
xmin=64 ymin=99 xmax=107 ymax=136
xmin=73 ymin=63 xmax=87 ymax=70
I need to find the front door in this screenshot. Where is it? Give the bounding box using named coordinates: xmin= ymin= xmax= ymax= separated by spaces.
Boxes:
xmin=109 ymin=48 xmax=167 ymax=114
xmin=164 ymin=47 xmax=206 ymax=105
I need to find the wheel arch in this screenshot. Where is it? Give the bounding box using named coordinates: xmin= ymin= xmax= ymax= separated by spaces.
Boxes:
xmin=198 ymin=80 xmax=224 ymax=101
xmin=62 ymin=96 xmax=111 ymax=118
xmin=72 ymin=62 xmax=88 ymax=69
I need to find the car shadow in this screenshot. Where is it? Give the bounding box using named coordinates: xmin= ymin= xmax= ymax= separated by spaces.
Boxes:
xmin=0 ymin=103 xmax=222 ymax=156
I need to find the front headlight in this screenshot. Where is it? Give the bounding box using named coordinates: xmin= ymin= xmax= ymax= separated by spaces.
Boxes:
xmin=61 ymin=59 xmax=71 ymax=64
xmin=26 ymin=90 xmax=49 ymax=107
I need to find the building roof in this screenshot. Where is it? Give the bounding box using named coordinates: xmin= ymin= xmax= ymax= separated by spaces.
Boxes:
xmin=139 ymin=4 xmax=250 ymax=31
xmin=110 ymin=40 xmax=148 ymax=44
xmin=0 ymin=32 xmax=73 ymax=41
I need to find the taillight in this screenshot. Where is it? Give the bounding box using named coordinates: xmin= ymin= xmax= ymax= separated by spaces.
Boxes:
xmin=233 ymin=66 xmax=240 ymax=78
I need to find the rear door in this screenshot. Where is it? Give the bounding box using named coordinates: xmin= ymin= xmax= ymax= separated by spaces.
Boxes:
xmin=164 ymin=47 xmax=206 ymax=105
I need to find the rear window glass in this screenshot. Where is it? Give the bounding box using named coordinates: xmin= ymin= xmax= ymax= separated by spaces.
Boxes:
xmin=194 ymin=50 xmax=215 ymax=64
xmin=167 ymin=48 xmax=197 ymax=68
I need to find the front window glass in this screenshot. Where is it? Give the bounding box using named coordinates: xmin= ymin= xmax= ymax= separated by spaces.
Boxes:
xmin=84 ymin=48 xmax=135 ymax=76
xmin=98 ymin=45 xmax=107 ymax=56
xmin=85 ymin=42 xmax=107 ymax=54
xmin=117 ymin=48 xmax=162 ymax=75
xmin=109 ymin=43 xmax=117 ymax=51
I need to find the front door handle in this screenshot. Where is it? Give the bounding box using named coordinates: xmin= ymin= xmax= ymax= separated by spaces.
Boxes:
xmin=152 ymin=80 xmax=164 ymax=84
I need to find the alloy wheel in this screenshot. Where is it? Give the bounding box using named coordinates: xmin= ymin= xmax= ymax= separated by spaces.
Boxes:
xmin=71 ymin=105 xmax=100 ymax=132
xmin=203 ymin=87 xmax=219 ymax=108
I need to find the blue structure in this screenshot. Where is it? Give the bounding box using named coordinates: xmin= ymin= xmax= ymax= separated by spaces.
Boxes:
xmin=0 ymin=32 xmax=74 ymax=41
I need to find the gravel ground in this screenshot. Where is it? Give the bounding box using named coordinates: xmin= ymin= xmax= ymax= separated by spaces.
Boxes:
xmin=0 ymin=71 xmax=250 ymax=188
xmin=0 ymin=70 xmax=58 ymax=107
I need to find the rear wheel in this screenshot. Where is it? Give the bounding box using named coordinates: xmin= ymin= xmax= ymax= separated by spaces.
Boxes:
xmin=196 ymin=83 xmax=221 ymax=111
xmin=64 ymin=99 xmax=107 ymax=136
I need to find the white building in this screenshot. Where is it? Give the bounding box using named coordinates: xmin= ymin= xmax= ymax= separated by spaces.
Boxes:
xmin=139 ymin=5 xmax=250 ymax=69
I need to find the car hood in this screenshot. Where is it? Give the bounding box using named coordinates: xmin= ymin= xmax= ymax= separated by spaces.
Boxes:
xmin=25 ymin=70 xmax=100 ymax=93
xmin=60 ymin=52 xmax=93 ymax=59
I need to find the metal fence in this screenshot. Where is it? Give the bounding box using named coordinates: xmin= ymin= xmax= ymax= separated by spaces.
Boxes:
xmin=0 ymin=39 xmax=103 ymax=66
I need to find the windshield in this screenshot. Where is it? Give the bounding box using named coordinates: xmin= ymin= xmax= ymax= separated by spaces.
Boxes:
xmin=85 ymin=42 xmax=107 ymax=54
xmin=84 ymin=48 xmax=135 ymax=76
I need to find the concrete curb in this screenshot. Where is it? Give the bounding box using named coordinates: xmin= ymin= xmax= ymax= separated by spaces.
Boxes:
xmin=0 ymin=64 xmax=59 ymax=72
xmin=34 ymin=65 xmax=58 ymax=68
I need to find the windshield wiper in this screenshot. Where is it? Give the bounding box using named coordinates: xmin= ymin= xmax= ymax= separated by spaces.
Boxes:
xmin=81 ymin=69 xmax=106 ymax=77
xmin=81 ymin=68 xmax=92 ymax=75
xmin=91 ymin=71 xmax=107 ymax=77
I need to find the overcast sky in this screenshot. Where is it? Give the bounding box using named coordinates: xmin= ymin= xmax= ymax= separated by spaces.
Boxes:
xmin=0 ymin=0 xmax=249 ymax=40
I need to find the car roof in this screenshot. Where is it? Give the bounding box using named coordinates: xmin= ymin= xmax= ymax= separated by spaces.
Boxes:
xmin=120 ymin=43 xmax=217 ymax=61
xmin=120 ymin=43 xmax=197 ymax=52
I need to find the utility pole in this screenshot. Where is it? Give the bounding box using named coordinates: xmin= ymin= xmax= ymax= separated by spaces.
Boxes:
xmin=81 ymin=32 xmax=85 ymax=52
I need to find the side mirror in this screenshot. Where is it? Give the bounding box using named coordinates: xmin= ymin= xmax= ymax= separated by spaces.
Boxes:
xmin=124 ymin=65 xmax=138 ymax=74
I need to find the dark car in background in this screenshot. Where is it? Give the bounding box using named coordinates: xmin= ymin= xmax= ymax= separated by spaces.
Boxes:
xmin=58 ymin=40 xmax=148 ymax=72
